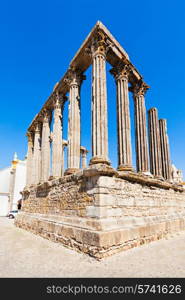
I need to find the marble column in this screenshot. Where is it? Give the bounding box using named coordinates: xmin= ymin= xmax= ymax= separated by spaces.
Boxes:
xmin=33 ymin=122 xmax=41 ymax=184
xmin=132 ymin=81 xmax=150 ymax=173
xmin=110 ymin=64 xmax=133 ymax=171
xmin=62 ymin=140 xmax=68 ymax=176
xmin=41 ymin=110 xmax=51 ymax=182
xmin=80 ymin=146 xmax=88 ymax=168
xmin=148 ymin=108 xmax=162 ymax=177
xmin=65 ymin=70 xmax=84 ymax=175
xmin=26 ymin=131 xmax=34 ymax=185
xmin=159 ymin=119 xmax=171 ymax=180
xmin=52 ymin=92 xmax=64 ymax=178
xmin=89 ymin=36 xmax=110 ymax=165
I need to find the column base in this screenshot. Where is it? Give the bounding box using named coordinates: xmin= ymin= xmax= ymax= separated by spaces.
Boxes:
xmin=117 ymin=164 xmax=134 ymax=172
xmin=64 ymin=168 xmax=80 ymax=175
xmin=89 ymin=156 xmax=110 ymax=166
xmin=138 ymin=171 xmax=153 ymax=177
xmin=154 ymin=175 xmax=164 ymax=180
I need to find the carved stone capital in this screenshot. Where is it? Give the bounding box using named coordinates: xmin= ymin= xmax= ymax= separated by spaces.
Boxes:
xmin=26 ymin=131 xmax=34 ymax=142
xmin=33 ymin=121 xmax=42 ymax=133
xmin=80 ymin=146 xmax=88 ymax=155
xmin=86 ymin=30 xmax=111 ymax=58
xmin=64 ymin=68 xmax=86 ymax=88
xmin=110 ymin=63 xmax=131 ymax=81
xmin=52 ymin=91 xmax=67 ymax=110
xmin=130 ymin=81 xmax=150 ymax=96
xmin=41 ymin=109 xmax=51 ymax=123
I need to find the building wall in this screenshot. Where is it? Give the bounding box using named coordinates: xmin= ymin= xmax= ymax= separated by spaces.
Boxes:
xmin=0 ymin=194 xmax=9 ymax=216
xmin=0 ymin=167 xmax=11 ymax=216
xmin=0 ymin=156 xmax=26 ymax=216
xmin=0 ymin=167 xmax=11 ymax=193
xmin=12 ymin=161 xmax=26 ymax=210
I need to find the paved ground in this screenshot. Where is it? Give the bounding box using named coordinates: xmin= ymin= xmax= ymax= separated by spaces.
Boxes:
xmin=0 ymin=217 xmax=185 ymax=278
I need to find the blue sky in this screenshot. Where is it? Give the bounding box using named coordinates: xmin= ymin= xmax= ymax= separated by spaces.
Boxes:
xmin=0 ymin=0 xmax=184 ymax=178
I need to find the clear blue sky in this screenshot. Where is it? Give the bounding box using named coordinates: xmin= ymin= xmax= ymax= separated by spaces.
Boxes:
xmin=0 ymin=0 xmax=184 ymax=178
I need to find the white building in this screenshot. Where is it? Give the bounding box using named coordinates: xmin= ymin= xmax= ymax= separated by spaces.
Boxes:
xmin=171 ymin=164 xmax=183 ymax=184
xmin=0 ymin=153 xmax=27 ymax=216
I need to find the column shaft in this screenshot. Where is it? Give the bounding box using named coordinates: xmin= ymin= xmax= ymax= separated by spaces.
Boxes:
xmin=68 ymin=85 xmax=80 ymax=169
xmin=148 ymin=108 xmax=162 ymax=177
xmin=41 ymin=111 xmax=51 ymax=182
xmin=62 ymin=140 xmax=68 ymax=176
xmin=111 ymin=65 xmax=132 ymax=170
xmin=26 ymin=132 xmax=34 ymax=185
xmin=133 ymin=82 xmax=150 ymax=173
xmin=33 ymin=123 xmax=41 ymax=184
xmin=90 ymin=49 xmax=109 ymax=165
xmin=81 ymin=147 xmax=88 ymax=168
xmin=52 ymin=94 xmax=63 ymax=178
xmin=159 ymin=119 xmax=171 ymax=180
xmin=65 ymin=70 xmax=84 ymax=174
xmin=81 ymin=153 xmax=87 ymax=168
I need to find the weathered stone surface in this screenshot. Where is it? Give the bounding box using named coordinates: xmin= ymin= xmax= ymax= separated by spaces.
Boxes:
xmin=15 ymin=172 xmax=185 ymax=258
xmin=110 ymin=64 xmax=133 ymax=171
xmin=90 ymin=35 xmax=110 ymax=166
xmin=159 ymin=119 xmax=172 ymax=180
xmin=132 ymin=81 xmax=150 ymax=173
xmin=65 ymin=70 xmax=85 ymax=174
xmin=52 ymin=92 xmax=64 ymax=178
xmin=15 ymin=210 xmax=185 ymax=259
xmin=148 ymin=108 xmax=162 ymax=177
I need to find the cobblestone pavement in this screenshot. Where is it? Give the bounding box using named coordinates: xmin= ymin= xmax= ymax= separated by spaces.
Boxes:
xmin=0 ymin=217 xmax=185 ymax=278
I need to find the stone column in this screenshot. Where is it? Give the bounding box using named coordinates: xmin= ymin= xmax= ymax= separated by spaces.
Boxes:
xmin=52 ymin=92 xmax=64 ymax=178
xmin=62 ymin=140 xmax=68 ymax=176
xmin=65 ymin=69 xmax=85 ymax=175
xmin=132 ymin=81 xmax=150 ymax=173
xmin=148 ymin=108 xmax=162 ymax=177
xmin=41 ymin=110 xmax=51 ymax=182
xmin=26 ymin=131 xmax=34 ymax=185
xmin=110 ymin=64 xmax=133 ymax=171
xmin=33 ymin=122 xmax=42 ymax=184
xmin=89 ymin=33 xmax=110 ymax=165
xmin=80 ymin=146 xmax=88 ymax=169
xmin=9 ymin=155 xmax=17 ymax=211
xmin=159 ymin=119 xmax=171 ymax=180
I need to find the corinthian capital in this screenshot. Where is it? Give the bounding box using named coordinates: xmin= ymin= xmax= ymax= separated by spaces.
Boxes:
xmin=130 ymin=80 xmax=150 ymax=96
xmin=33 ymin=121 xmax=42 ymax=133
xmin=52 ymin=91 xmax=67 ymax=110
xmin=41 ymin=109 xmax=51 ymax=123
xmin=110 ymin=63 xmax=131 ymax=80
xmin=64 ymin=68 xmax=86 ymax=88
xmin=85 ymin=29 xmax=111 ymax=58
xmin=26 ymin=131 xmax=34 ymax=143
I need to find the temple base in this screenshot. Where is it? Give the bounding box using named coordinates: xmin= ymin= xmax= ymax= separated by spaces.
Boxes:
xmin=15 ymin=166 xmax=185 ymax=259
xmin=15 ymin=212 xmax=185 ymax=259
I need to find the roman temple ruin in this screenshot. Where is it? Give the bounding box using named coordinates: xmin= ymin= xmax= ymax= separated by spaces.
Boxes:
xmin=15 ymin=21 xmax=185 ymax=258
